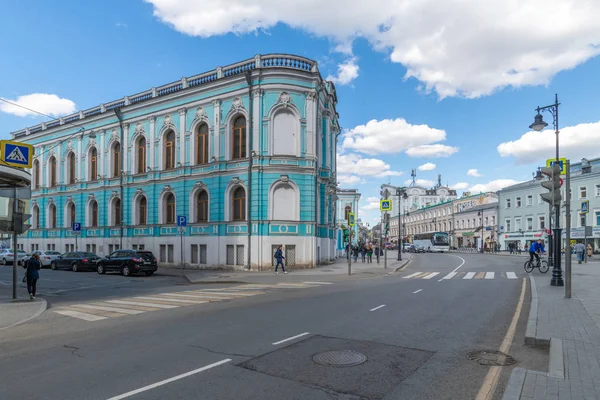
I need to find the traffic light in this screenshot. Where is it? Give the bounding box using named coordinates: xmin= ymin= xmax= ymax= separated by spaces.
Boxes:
xmin=13 ymin=212 xmax=32 ymax=234
xmin=540 ymin=163 xmax=562 ymax=205
xmin=343 ymin=228 xmax=350 ymax=243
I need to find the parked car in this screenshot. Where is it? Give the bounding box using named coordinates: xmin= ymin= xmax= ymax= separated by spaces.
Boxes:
xmin=409 ymin=245 xmax=425 ymax=253
xmin=51 ymin=252 xmax=102 ymax=272
xmin=96 ymin=250 xmax=158 ymax=276
xmin=0 ymin=249 xmax=28 ymax=265
xmin=30 ymin=250 xmax=63 ymax=267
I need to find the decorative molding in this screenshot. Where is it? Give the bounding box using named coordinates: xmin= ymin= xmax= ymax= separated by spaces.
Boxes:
xmin=148 ymin=116 xmax=156 ymax=123
xmin=47 ymin=198 xmax=54 ymax=205
xmin=306 ymin=91 xmax=317 ymax=100
xmin=321 ymin=109 xmax=332 ymax=117
xmin=195 ymin=106 xmax=206 ymax=120
xmin=134 ymin=188 xmax=145 ymax=197
xmin=163 ymin=114 xmax=173 ymax=127
xmin=31 ymin=200 xmax=37 ymax=207
xmin=280 ymin=175 xmax=289 ymax=183
xmin=193 ymin=181 xmax=208 ymax=191
xmin=87 ymin=194 xmax=96 ymax=201
xmin=212 ymin=99 xmax=221 ymax=107
xmin=66 ymin=196 xmax=73 ymax=203
xmin=230 ymin=177 xmax=244 ymax=186
xmin=276 ymin=92 xmax=293 ymax=108
xmin=252 ymin=88 xmax=264 ymax=97
xmin=161 ymin=184 xmax=174 ymax=194
xmin=178 ymin=107 xmax=187 ymax=116
xmin=135 ymin=122 xmax=145 ymax=135
xmin=109 ymin=190 xmax=120 ymax=201
xmin=230 ymin=97 xmax=244 ymax=112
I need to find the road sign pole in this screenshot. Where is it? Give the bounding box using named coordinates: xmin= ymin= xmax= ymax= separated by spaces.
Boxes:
xmin=180 ymin=228 xmax=184 ymax=270
xmin=565 ymin=160 xmax=572 ymax=298
xmin=12 ymin=187 xmax=17 ymax=300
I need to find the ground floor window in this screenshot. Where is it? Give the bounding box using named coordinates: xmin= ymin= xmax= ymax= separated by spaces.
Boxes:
xmin=47 ymin=244 xmax=56 ymax=251
xmin=86 ymin=244 xmax=97 ymax=254
xmin=132 ymin=244 xmax=145 ymax=250
xmin=191 ymin=244 xmax=208 ymax=265
xmin=226 ymin=245 xmax=244 ymax=266
xmin=271 ymin=245 xmax=296 ymax=266
xmin=108 ymin=244 xmax=121 ymax=254
xmin=160 ymin=244 xmax=174 ymax=263
xmin=65 ymin=244 xmax=75 ymax=253
xmin=30 ymin=244 xmax=39 ymax=252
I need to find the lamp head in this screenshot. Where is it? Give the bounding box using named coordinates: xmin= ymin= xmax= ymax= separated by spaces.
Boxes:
xmin=529 ymin=113 xmax=548 ymax=132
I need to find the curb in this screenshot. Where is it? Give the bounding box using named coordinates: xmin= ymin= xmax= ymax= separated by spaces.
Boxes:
xmin=524 ymin=276 xmax=549 ymax=346
xmin=502 ymin=367 xmax=527 ymax=400
xmin=392 ymin=258 xmax=411 ymax=273
xmin=549 ymin=338 xmax=565 ymax=379
xmin=0 ymin=298 xmax=47 ymax=333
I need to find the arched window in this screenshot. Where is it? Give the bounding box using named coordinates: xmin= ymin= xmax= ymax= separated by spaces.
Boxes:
xmin=138 ymin=196 xmax=147 ymax=225
xmin=232 ymin=116 xmax=246 ymax=160
xmin=232 ymin=187 xmax=246 ymax=221
xmin=344 ymin=206 xmax=351 ymax=220
xmin=89 ymin=148 xmax=98 ymax=181
xmin=113 ymin=198 xmax=121 ymax=226
xmin=33 ymin=206 xmax=40 ymax=229
xmin=272 ymin=108 xmax=297 ymax=156
xmin=49 ymin=156 xmax=57 ymax=187
xmin=33 ymin=160 xmax=40 ymax=189
xmin=112 ymin=142 xmax=121 ymax=178
xmin=68 ymin=203 xmax=76 ymax=227
xmin=90 ymin=200 xmax=99 ymax=227
xmin=271 ymin=182 xmax=298 ymax=220
xmin=137 ymin=137 xmax=146 ymax=174
xmin=48 ymin=204 xmax=56 ymax=229
xmin=164 ymin=130 xmax=175 ymax=169
xmin=196 ymin=190 xmax=208 ymax=222
xmin=164 ymin=193 xmax=176 ymax=224
xmin=68 ymin=152 xmax=76 ymax=184
xmin=195 ymin=124 xmax=209 ymax=164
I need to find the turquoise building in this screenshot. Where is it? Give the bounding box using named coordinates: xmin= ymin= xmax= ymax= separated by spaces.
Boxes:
xmin=11 ymin=54 xmax=340 ymax=269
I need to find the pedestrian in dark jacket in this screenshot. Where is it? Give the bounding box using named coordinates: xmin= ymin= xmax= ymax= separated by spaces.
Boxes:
xmin=274 ymin=245 xmax=287 ymax=274
xmin=26 ymin=253 xmax=42 ymax=300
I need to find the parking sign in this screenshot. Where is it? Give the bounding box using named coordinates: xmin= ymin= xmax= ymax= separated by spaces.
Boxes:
xmin=177 ymin=215 xmax=187 ymax=227
xmin=72 ymin=222 xmax=81 ymax=231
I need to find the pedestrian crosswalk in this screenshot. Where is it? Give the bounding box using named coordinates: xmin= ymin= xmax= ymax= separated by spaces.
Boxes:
xmin=402 ymin=271 xmax=518 ymax=281
xmin=53 ymin=281 xmax=333 ymax=322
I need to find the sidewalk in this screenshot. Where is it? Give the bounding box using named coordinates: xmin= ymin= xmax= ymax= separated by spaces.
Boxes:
xmin=504 ymin=264 xmax=600 ymax=399
xmin=183 ymin=255 xmax=411 ymax=284
xmin=0 ymin=298 xmax=47 ymax=333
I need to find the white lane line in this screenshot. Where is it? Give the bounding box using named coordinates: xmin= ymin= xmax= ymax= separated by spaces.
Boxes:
xmin=422 ymin=272 xmax=439 ymax=280
xmin=191 ymin=291 xmax=256 ymax=296
xmin=369 ymin=304 xmax=386 ymax=312
xmin=485 ymin=272 xmax=495 ymax=280
xmin=302 ymin=281 xmax=333 ymax=285
xmin=413 ymin=289 xmax=422 ymax=294
xmin=54 ymin=310 xmax=107 ymax=321
xmin=451 ymin=255 xmax=466 ymax=273
xmin=403 ymin=272 xmax=421 ymax=279
xmin=106 ymin=359 xmax=232 ymax=400
xmin=438 ymin=272 xmax=458 ymax=282
xmin=106 ymin=300 xmax=179 ymax=309
xmin=463 ymin=272 xmax=476 ymax=280
xmin=134 ymin=296 xmax=207 ymax=304
xmin=71 ymin=304 xmax=144 ymax=315
xmin=506 ymin=272 xmax=518 ymax=279
xmin=159 ymin=293 xmax=229 ymax=300
xmin=272 ymin=332 xmax=310 ymax=345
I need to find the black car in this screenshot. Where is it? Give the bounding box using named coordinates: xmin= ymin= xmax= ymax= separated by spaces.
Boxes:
xmin=51 ymin=252 xmax=102 ymax=272
xmin=97 ymin=250 xmax=158 ymax=276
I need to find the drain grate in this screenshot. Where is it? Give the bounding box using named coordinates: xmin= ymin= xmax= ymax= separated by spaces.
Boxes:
xmin=467 ymin=350 xmax=517 ymax=366
xmin=313 ymin=350 xmax=368 ymax=367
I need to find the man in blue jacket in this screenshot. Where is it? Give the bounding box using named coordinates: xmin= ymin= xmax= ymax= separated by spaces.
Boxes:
xmin=274 ymin=245 xmax=287 ymax=274
xmin=529 ymin=239 xmax=546 ymax=264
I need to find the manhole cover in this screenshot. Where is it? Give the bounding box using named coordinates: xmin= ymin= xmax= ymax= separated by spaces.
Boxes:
xmin=313 ymin=350 xmax=368 ymax=367
xmin=467 ymin=350 xmax=517 ymax=366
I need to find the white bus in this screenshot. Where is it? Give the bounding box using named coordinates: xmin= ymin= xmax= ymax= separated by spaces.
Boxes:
xmin=412 ymin=232 xmax=450 ymax=253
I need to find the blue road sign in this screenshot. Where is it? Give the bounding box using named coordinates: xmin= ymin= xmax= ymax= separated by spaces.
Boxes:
xmin=72 ymin=222 xmax=81 ymax=231
xmin=177 ymin=215 xmax=187 ymax=227
xmin=0 ymin=140 xmax=33 ymax=168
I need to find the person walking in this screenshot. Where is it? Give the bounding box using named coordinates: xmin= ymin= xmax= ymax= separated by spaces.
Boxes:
xmin=588 ymin=244 xmax=593 ymax=259
xmin=574 ymin=242 xmax=586 ymax=264
xmin=361 ymin=245 xmax=366 ymax=263
xmin=366 ymin=243 xmax=373 ymax=263
xmin=25 ymin=253 xmax=42 ymax=300
xmin=274 ymin=245 xmax=287 ymax=274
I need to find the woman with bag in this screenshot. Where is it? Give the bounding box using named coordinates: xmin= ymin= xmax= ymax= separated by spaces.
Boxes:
xmin=25 ymin=253 xmax=42 ymax=300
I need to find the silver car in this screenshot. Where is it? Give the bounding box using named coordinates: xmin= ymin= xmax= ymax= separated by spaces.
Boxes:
xmin=0 ymin=249 xmax=29 ymax=265
xmin=31 ymin=250 xmax=63 ymax=267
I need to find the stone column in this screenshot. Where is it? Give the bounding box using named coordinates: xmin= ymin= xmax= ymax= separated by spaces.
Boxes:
xmin=179 ymin=108 xmax=186 ymax=166
xmin=149 ymin=116 xmax=156 ymax=170
xmin=212 ymin=100 xmax=221 ymax=160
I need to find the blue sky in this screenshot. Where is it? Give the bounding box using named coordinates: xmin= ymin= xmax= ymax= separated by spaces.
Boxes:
xmin=1 ymin=0 xmax=600 ymax=225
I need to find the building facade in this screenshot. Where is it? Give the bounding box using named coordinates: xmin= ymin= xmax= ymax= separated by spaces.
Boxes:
xmin=335 ymin=189 xmax=361 ymax=256
xmin=12 ymin=54 xmax=341 ymax=269
xmin=498 ymin=158 xmax=600 ymax=252
xmin=453 ymin=203 xmax=499 ymax=250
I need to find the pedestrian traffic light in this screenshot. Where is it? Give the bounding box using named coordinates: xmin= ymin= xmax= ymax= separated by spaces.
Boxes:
xmin=540 ymin=163 xmax=562 ymax=205
xmin=343 ymin=229 xmax=349 ymax=243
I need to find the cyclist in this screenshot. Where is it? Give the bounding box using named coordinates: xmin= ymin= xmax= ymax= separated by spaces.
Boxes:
xmin=529 ymin=239 xmax=546 ymax=264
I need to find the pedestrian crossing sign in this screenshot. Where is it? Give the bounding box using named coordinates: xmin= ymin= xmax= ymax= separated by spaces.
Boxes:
xmin=582 ymin=200 xmax=589 ymax=214
xmin=380 ymin=199 xmax=392 ymax=211
xmin=0 ymin=140 xmax=33 ymax=168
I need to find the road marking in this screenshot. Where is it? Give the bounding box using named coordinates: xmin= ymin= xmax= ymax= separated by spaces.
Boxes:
xmin=302 ymin=281 xmax=333 ymax=285
xmin=275 ymin=283 xmax=315 ymax=288
xmin=506 ymin=272 xmax=517 ymax=279
xmin=106 ymin=358 xmax=232 ymax=400
xmin=403 ymin=272 xmax=421 ymax=279
xmin=105 ymin=300 xmax=179 ymax=309
xmin=475 ymin=278 xmax=527 ymax=400
xmin=134 ymin=296 xmax=208 ymax=304
xmin=422 ymin=272 xmax=439 ymax=280
xmin=272 ymin=332 xmax=310 ymax=345
xmin=369 ymin=304 xmax=386 ymax=311
xmin=415 ymin=272 xmax=430 ymax=278
xmin=451 ymin=255 xmax=466 ymax=273
xmin=54 ymin=310 xmax=107 ymax=321
xmin=484 ymin=272 xmax=495 ymax=280
xmin=475 ymin=272 xmax=486 ymax=279
xmin=413 ymin=289 xmax=422 ymax=294
xmin=159 ymin=293 xmax=229 ymax=301
xmin=463 ymin=272 xmax=476 ymax=280
xmin=190 ymin=291 xmax=256 ymax=296
xmin=70 ymin=304 xmax=144 ymax=315
xmin=438 ymin=272 xmax=457 ymax=282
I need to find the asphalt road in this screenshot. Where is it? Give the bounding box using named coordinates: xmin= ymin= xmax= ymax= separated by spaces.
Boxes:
xmin=0 ymin=253 xmax=548 ymax=400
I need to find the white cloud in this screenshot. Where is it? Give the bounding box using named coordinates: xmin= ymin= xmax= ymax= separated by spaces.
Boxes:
xmin=404 ymin=178 xmax=435 ymax=187
xmin=497 ymin=120 xmax=600 ymax=165
xmin=361 ymin=196 xmax=382 ymax=211
xmin=0 ymin=93 xmax=76 ymax=118
xmin=405 ymin=144 xmax=459 ymax=158
xmin=337 ymin=153 xmax=402 ymax=177
xmin=342 ymin=118 xmax=447 ymax=155
xmin=116 ymin=22 xmax=128 ymax=28
xmin=326 ymin=57 xmax=359 ymax=85
xmin=451 ymin=182 xmax=470 ymax=190
xmin=144 ymin=0 xmax=600 ymax=99
xmin=418 ymin=162 xmax=436 ymax=171
xmin=467 ymin=168 xmax=482 ymax=177
xmin=469 ymin=179 xmax=520 ymax=193
xmin=337 ymin=175 xmax=362 ymax=186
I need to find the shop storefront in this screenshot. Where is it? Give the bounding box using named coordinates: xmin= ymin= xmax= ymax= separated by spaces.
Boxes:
xmin=564 ymin=228 xmax=600 ymax=254
xmin=502 ymin=232 xmax=547 ymax=251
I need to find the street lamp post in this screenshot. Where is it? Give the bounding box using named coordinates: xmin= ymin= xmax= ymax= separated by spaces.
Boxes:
xmin=396 ymin=189 xmax=408 ymax=261
xmin=529 ymin=94 xmax=563 ymax=286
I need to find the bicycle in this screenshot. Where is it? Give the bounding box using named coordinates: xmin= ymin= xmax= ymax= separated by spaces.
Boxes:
xmin=524 ymin=254 xmax=549 ymax=273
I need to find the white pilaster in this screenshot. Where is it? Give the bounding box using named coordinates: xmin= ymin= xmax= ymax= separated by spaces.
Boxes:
xmin=149 ymin=116 xmax=156 ymax=169
xmin=123 ymin=123 xmax=129 ymax=174
xmin=55 ymin=143 xmax=62 ymax=185
xmin=39 ymin=147 xmax=45 ymax=187
xmin=305 ymin=91 xmax=316 ymax=157
xmin=100 ymin=130 xmax=106 ymax=178
xmin=252 ymin=89 xmax=261 ymax=152
xmin=77 ymin=135 xmax=83 ymax=181
xmin=179 ymin=108 xmax=186 ymax=165
xmin=212 ymin=100 xmax=221 ymax=160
